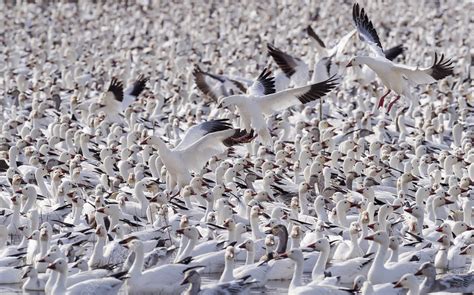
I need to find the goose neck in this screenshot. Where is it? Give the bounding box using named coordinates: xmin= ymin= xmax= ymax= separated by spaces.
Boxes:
xmin=129 ymin=246 xmax=145 ymax=277
xmin=312 ymin=247 xmax=329 ymax=280
xmin=290 ymin=257 xmax=304 ymax=290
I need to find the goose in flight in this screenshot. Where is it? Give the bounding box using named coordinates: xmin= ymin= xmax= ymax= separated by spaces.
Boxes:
xmin=192 ymin=65 xmax=248 ymax=102
xmin=141 ymin=119 xmax=254 ymax=190
xmin=76 ymin=75 xmax=148 ymax=123
xmin=347 ymin=3 xmax=454 ymax=113
xmin=218 ymin=67 xmax=337 ymax=146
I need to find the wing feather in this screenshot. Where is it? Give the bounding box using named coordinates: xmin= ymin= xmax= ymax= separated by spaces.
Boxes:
xmin=247 ymin=68 xmax=276 ymax=96
xmin=394 ymin=52 xmax=454 ymax=85
xmin=256 ymin=76 xmax=338 ymax=115
xmin=352 ymin=3 xmax=384 ymax=56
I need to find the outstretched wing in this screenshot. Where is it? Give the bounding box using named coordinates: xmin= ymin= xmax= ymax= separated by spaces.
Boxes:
xmin=267 ymin=43 xmax=300 ymax=78
xmin=384 ymin=44 xmax=404 ymax=61
xmin=179 ymin=129 xmax=254 ymax=173
xmin=108 ymin=78 xmax=124 ymax=102
xmin=174 ymin=119 xmax=233 ymax=151
xmin=255 ymin=76 xmax=338 ymax=115
xmin=247 ymin=68 xmax=276 ymax=96
xmin=394 ymin=53 xmax=454 ymax=85
xmin=192 ymin=65 xmax=220 ymax=102
xmin=352 ymin=3 xmax=384 ymax=57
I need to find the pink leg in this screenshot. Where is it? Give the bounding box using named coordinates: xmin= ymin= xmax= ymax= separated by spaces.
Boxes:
xmin=387 ymin=95 xmax=401 ymax=113
xmin=377 ymin=89 xmax=391 ymax=109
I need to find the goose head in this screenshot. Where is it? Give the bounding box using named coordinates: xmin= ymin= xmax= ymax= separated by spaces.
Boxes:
xmin=38 ymin=246 xmax=63 ymax=263
xmin=364 ymin=230 xmax=389 ymax=246
xmin=279 ymin=248 xmax=304 ymax=263
xmin=432 ymin=196 xmax=454 ymax=208
xmin=436 ymin=234 xmax=451 ymax=248
xmin=71 ymin=259 xmax=89 ymax=271
xmin=349 ymin=222 xmax=361 ymax=236
xmin=223 ymin=218 xmax=236 ymax=230
xmin=47 ymin=258 xmax=68 ymax=274
xmin=404 ymin=205 xmax=423 ymax=218
xmin=176 ymin=227 xmax=201 ymax=240
xmin=181 ymin=270 xmax=200 ymax=286
xmin=452 ymin=221 xmax=474 ymax=236
xmin=95 ymin=224 xmax=107 ymax=239
xmin=414 ymin=262 xmax=436 ymax=277
xmin=256 ymin=191 xmax=274 ymax=202
xmin=22 ymin=266 xmax=38 ymax=279
xmin=238 ymin=239 xmax=255 ymax=252
xmin=27 ymin=230 xmax=40 ymax=241
xmin=307 ymin=238 xmax=330 ymax=252
xmin=435 ymin=223 xmax=452 ymax=236
xmin=393 ymin=274 xmax=418 ymax=290
xmin=389 ymin=236 xmax=401 ymax=251
xmin=225 ymin=246 xmax=235 ymax=261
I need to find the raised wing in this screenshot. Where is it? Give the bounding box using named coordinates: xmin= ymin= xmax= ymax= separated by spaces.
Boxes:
xmin=352 ymin=3 xmax=384 ymax=57
xmin=247 ymin=68 xmax=276 ymax=96
xmin=307 ymin=25 xmax=328 ymax=56
xmin=256 ymin=76 xmax=338 ymax=115
xmin=179 ymin=129 xmax=254 ymax=173
xmin=192 ymin=65 xmax=219 ymax=102
xmin=108 ymin=77 xmax=124 ymax=102
xmin=333 ymin=29 xmax=357 ymax=58
xmin=384 ymin=44 xmax=404 ymax=61
xmin=394 ymin=53 xmax=454 ymax=85
xmin=267 ymin=43 xmax=300 ymax=78
xmin=174 ymin=119 xmax=232 ymax=151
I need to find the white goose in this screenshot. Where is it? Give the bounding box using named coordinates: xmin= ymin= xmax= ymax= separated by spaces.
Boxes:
xmin=348 ymin=3 xmax=454 ymax=113
xmin=283 ymin=248 xmax=352 ymax=295
xmin=142 ymin=120 xmax=254 ymax=190
xmin=124 ymin=239 xmax=198 ymax=294
xmin=365 ymin=231 xmax=420 ymax=284
xmin=218 ymin=70 xmax=337 ymax=145
xmin=308 ymin=237 xmax=372 ymax=284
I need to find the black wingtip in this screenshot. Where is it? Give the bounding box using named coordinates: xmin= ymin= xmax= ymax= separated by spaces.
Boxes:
xmin=384 ymin=44 xmax=405 ymax=61
xmin=257 ymin=67 xmax=276 ymax=95
xmin=306 ymin=25 xmax=326 ymax=48
xmin=129 ymin=74 xmax=149 ymax=97
xmin=267 ymin=43 xmax=297 ymax=78
xmin=108 ymin=77 xmax=124 ymax=102
xmin=296 ymin=75 xmax=338 ymax=104
xmin=430 ymin=52 xmax=454 ymax=80
xmin=352 ymin=2 xmax=383 ymax=51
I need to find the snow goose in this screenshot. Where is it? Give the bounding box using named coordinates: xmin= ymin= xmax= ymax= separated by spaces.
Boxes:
xmin=47 ymin=258 xmax=122 ymax=295
xmin=181 ymin=269 xmax=254 ymax=295
xmin=392 ymin=274 xmax=419 ymax=295
xmin=123 ymin=239 xmax=199 ymax=294
xmin=218 ymin=70 xmax=337 ymax=145
xmin=416 ymin=262 xmax=474 ymax=294
xmin=460 ymin=244 xmax=474 ymax=272
xmin=282 ymin=248 xmax=351 ymax=295
xmin=365 ymin=231 xmax=420 ymax=284
xmin=307 ymin=237 xmax=372 ymax=284
xmin=352 ymin=275 xmax=403 ymax=295
xmin=22 ymin=266 xmax=46 ymax=291
xmin=142 ymin=120 xmax=254 ymax=190
xmin=348 ymin=3 xmax=454 ymax=113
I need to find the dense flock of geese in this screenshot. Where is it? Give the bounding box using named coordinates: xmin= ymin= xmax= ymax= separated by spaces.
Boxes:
xmin=0 ymin=0 xmax=473 ymax=294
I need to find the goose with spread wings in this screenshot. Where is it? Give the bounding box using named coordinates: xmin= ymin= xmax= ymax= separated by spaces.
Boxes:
xmin=348 ymin=3 xmax=454 ymax=113
xmin=77 ymin=75 xmax=148 ymax=123
xmin=141 ymin=120 xmax=254 ymax=190
xmin=218 ymin=67 xmax=338 ymax=145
